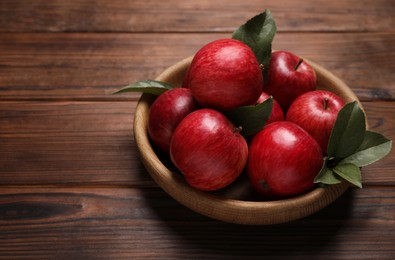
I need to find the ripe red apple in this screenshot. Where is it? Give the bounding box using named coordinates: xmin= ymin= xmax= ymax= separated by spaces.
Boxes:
xmin=256 ymin=92 xmax=284 ymax=125
xmin=148 ymin=88 xmax=198 ymax=152
xmin=247 ymin=121 xmax=323 ymax=198
xmin=183 ymin=39 xmax=263 ymax=111
xmin=265 ymin=51 xmax=317 ymax=111
xmin=170 ymin=108 xmax=248 ymax=191
xmin=286 ymin=90 xmax=345 ymax=153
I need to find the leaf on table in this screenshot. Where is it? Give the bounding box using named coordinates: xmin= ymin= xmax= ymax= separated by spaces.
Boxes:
xmin=112 ymin=80 xmax=174 ymax=95
xmin=341 ymin=130 xmax=392 ymax=167
xmin=225 ymin=96 xmax=273 ymax=137
xmin=327 ymin=101 xmax=366 ymax=159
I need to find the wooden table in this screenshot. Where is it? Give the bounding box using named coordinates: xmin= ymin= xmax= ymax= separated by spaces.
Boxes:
xmin=0 ymin=1 xmax=394 ymax=259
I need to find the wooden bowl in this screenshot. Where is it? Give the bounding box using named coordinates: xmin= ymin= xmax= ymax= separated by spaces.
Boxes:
xmin=134 ymin=56 xmax=361 ymax=225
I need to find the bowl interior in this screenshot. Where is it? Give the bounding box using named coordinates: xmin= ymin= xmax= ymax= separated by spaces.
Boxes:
xmin=134 ymin=56 xmax=360 ymax=225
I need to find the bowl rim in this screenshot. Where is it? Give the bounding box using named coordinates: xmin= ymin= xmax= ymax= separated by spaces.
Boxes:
xmin=133 ymin=56 xmax=359 ymax=225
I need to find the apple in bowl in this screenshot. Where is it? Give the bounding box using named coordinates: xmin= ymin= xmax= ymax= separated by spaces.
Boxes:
xmin=286 ymin=90 xmax=345 ymax=153
xmin=247 ymin=121 xmax=323 ymax=198
xmin=170 ymin=108 xmax=248 ymax=191
xmin=183 ymin=39 xmax=263 ymax=111
xmin=265 ymin=51 xmax=317 ymax=111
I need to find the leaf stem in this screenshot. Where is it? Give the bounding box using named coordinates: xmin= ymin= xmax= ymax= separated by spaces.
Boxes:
xmin=326 ymin=157 xmax=338 ymax=168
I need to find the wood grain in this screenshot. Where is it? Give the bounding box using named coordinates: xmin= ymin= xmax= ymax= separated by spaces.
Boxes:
xmin=0 ymin=187 xmax=393 ymax=259
xmin=0 ymin=32 xmax=394 ymax=101
xmin=0 ymin=0 xmax=393 ymax=33
xmin=0 ymin=101 xmax=151 ymax=186
xmin=0 ymin=100 xmax=393 ymax=186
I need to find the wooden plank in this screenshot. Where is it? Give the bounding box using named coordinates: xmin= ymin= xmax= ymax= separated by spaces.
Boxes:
xmin=0 ymin=32 xmax=203 ymax=101
xmin=0 ymin=0 xmax=393 ymax=33
xmin=0 ymin=187 xmax=393 ymax=259
xmin=362 ymin=101 xmax=395 ymax=184
xmin=0 ymin=101 xmax=152 ymax=186
xmin=0 ymin=100 xmax=393 ymax=186
xmin=0 ymin=32 xmax=394 ymax=102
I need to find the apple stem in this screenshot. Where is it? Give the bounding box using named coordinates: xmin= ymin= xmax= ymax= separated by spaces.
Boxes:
xmin=294 ymin=58 xmax=304 ymax=70
xmin=323 ymin=97 xmax=329 ymax=110
xmin=234 ymin=126 xmax=243 ymax=134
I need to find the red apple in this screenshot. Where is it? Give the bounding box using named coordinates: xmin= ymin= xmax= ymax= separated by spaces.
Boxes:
xmin=148 ymin=88 xmax=198 ymax=152
xmin=286 ymin=90 xmax=345 ymax=153
xmin=170 ymin=108 xmax=248 ymax=191
xmin=247 ymin=121 xmax=323 ymax=198
xmin=265 ymin=51 xmax=317 ymax=111
xmin=183 ymin=39 xmax=263 ymax=111
xmin=256 ymin=92 xmax=284 ymax=125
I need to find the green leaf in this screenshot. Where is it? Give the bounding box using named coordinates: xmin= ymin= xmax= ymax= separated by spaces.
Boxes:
xmin=341 ymin=131 xmax=392 ymax=167
xmin=232 ymin=9 xmax=277 ymax=70
xmin=314 ymin=163 xmax=343 ymax=185
xmin=327 ymin=101 xmax=366 ymax=159
xmin=112 ymin=80 xmax=174 ymax=95
xmin=333 ymin=163 xmax=362 ymax=188
xmin=225 ymin=96 xmax=273 ymax=137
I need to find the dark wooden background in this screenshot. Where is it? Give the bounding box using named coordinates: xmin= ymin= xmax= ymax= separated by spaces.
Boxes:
xmin=0 ymin=1 xmax=394 ymax=259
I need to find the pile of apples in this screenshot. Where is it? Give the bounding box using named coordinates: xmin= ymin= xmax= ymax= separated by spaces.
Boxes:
xmin=148 ymin=38 xmax=345 ymax=199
